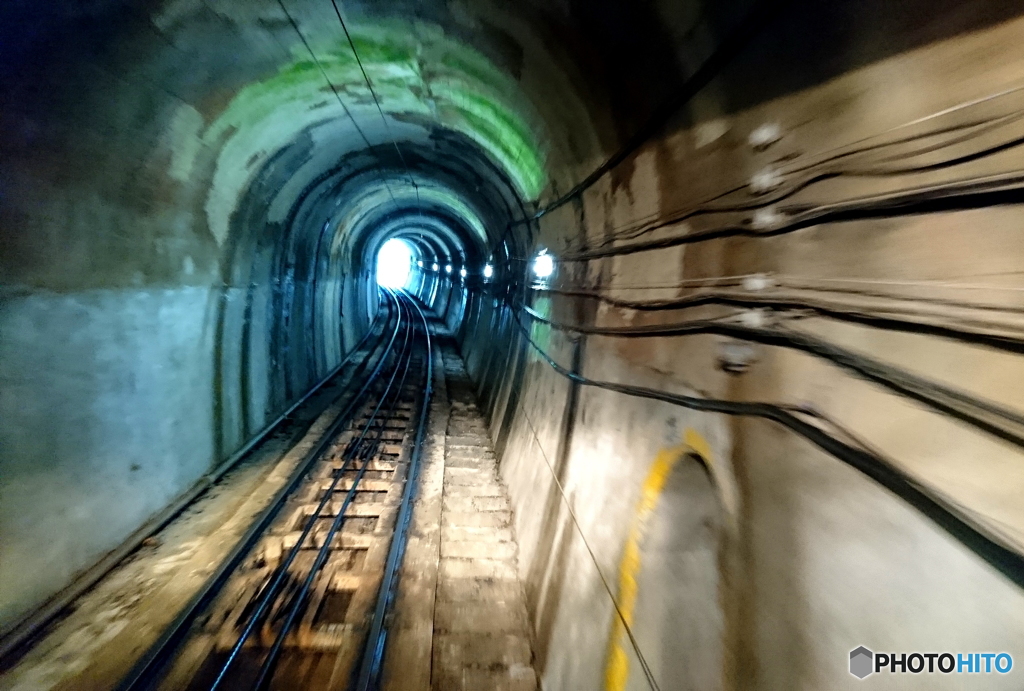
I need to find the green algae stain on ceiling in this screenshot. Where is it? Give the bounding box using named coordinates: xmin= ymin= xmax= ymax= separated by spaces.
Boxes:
xmin=203 ymin=20 xmax=547 ymax=243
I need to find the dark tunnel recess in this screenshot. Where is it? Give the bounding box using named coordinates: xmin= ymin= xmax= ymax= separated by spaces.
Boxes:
xmin=220 ymin=123 xmax=533 ymax=460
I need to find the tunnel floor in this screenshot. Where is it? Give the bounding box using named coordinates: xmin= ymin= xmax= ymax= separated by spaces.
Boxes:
xmin=0 ymin=319 xmax=537 ymax=691
xmin=425 ymin=344 xmax=537 ymax=691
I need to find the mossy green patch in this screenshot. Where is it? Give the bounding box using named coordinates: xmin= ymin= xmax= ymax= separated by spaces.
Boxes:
xmin=439 ymin=50 xmax=507 ymax=94
xmin=205 ymin=20 xmax=547 ymax=200
xmin=349 ymin=34 xmax=414 ymax=64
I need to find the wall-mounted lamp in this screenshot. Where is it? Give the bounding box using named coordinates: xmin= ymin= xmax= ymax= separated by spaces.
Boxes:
xmin=532 ymin=249 xmax=554 ymax=280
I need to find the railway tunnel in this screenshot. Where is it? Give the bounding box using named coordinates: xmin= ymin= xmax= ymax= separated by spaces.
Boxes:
xmin=4 ymin=0 xmax=1024 ymax=689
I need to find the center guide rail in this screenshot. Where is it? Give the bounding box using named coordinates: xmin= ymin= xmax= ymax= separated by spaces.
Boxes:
xmin=118 ymin=290 xmax=435 ymax=691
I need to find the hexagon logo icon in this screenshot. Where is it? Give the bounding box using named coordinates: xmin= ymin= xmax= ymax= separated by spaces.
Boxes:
xmin=850 ymin=646 xmax=874 ymax=679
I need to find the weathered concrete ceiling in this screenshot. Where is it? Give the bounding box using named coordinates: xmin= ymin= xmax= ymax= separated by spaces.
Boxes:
xmin=0 ymin=0 xmax=614 ymax=291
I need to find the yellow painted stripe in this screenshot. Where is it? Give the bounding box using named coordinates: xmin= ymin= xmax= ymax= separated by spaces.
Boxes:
xmin=603 ymin=429 xmax=713 ymax=691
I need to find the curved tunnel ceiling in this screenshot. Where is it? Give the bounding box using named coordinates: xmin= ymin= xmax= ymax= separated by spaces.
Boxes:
xmin=10 ymin=0 xmax=1012 ymax=294
xmin=203 ymin=11 xmax=555 ymax=273
xmin=9 ymin=0 xmax=1024 ymax=679
xmin=0 ymin=0 xmax=619 ymax=293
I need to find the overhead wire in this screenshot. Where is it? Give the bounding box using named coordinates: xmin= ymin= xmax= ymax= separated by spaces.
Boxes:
xmin=783 ymin=275 xmax=1024 ymax=293
xmin=543 ymin=85 xmax=1024 ymax=258
xmin=329 ymin=0 xmax=421 ymax=205
xmin=786 ymin=403 xmax=1024 ymax=546
xmin=274 ymin=0 xmax=399 ymax=207
xmin=539 ymin=275 xmax=1024 ymax=316
xmin=556 ymin=123 xmax=1024 ymax=258
xmin=509 ymin=0 xmax=795 ymax=225
xmin=558 ymin=170 xmax=1024 ymax=261
xmin=589 ymin=84 xmax=1024 ymax=251
xmin=779 ymin=82 xmax=1024 ymax=173
xmin=532 ymin=286 xmax=1024 ymax=353
xmin=517 ymin=301 xmax=1024 ymax=450
xmin=505 ymin=304 xmax=1024 ymax=590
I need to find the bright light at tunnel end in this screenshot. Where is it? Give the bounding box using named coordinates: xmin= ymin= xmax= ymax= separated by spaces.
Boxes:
xmin=376 ymin=238 xmax=414 ymax=289
xmin=483 ymin=264 xmax=494 ymax=279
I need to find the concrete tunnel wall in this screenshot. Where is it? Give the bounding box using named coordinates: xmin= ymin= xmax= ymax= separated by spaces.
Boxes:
xmin=446 ymin=3 xmax=1024 ymax=688
xmin=0 ymin=0 xmax=560 ymax=633
xmin=6 ymin=0 xmax=1024 ymax=689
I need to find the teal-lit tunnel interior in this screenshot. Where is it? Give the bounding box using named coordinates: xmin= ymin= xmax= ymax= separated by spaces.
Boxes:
xmin=6 ymin=0 xmax=1024 ymax=689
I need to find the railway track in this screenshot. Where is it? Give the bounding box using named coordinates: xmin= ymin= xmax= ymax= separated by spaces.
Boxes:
xmin=117 ymin=290 xmax=434 ymax=691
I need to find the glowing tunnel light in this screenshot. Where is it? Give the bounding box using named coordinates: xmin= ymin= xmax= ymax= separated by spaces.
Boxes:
xmin=445 ymin=264 xmax=453 ymax=274
xmin=483 ymin=264 xmax=494 ymax=279
xmin=532 ymin=249 xmax=554 ymax=280
xmin=459 ymin=267 xmax=468 ymax=278
xmin=432 ymin=263 xmax=439 ymax=271
xmin=376 ymin=238 xmax=414 ymax=289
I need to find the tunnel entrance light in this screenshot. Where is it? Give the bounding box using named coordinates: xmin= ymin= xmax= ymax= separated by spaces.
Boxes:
xmin=445 ymin=264 xmax=453 ymax=274
xmin=532 ymin=249 xmax=554 ymax=280
xmin=432 ymin=263 xmax=439 ymax=271
xmin=376 ymin=238 xmax=414 ymax=289
xmin=483 ymin=264 xmax=494 ymax=279
xmin=459 ymin=267 xmax=468 ymax=278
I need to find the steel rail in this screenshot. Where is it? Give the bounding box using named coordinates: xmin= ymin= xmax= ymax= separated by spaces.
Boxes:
xmin=248 ymin=293 xmax=421 ymax=690
xmin=206 ymin=291 xmax=412 ymax=690
xmin=0 ymin=304 xmax=390 ymax=668
xmin=354 ymin=293 xmax=434 ymax=691
xmin=117 ymin=292 xmax=404 ymax=691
